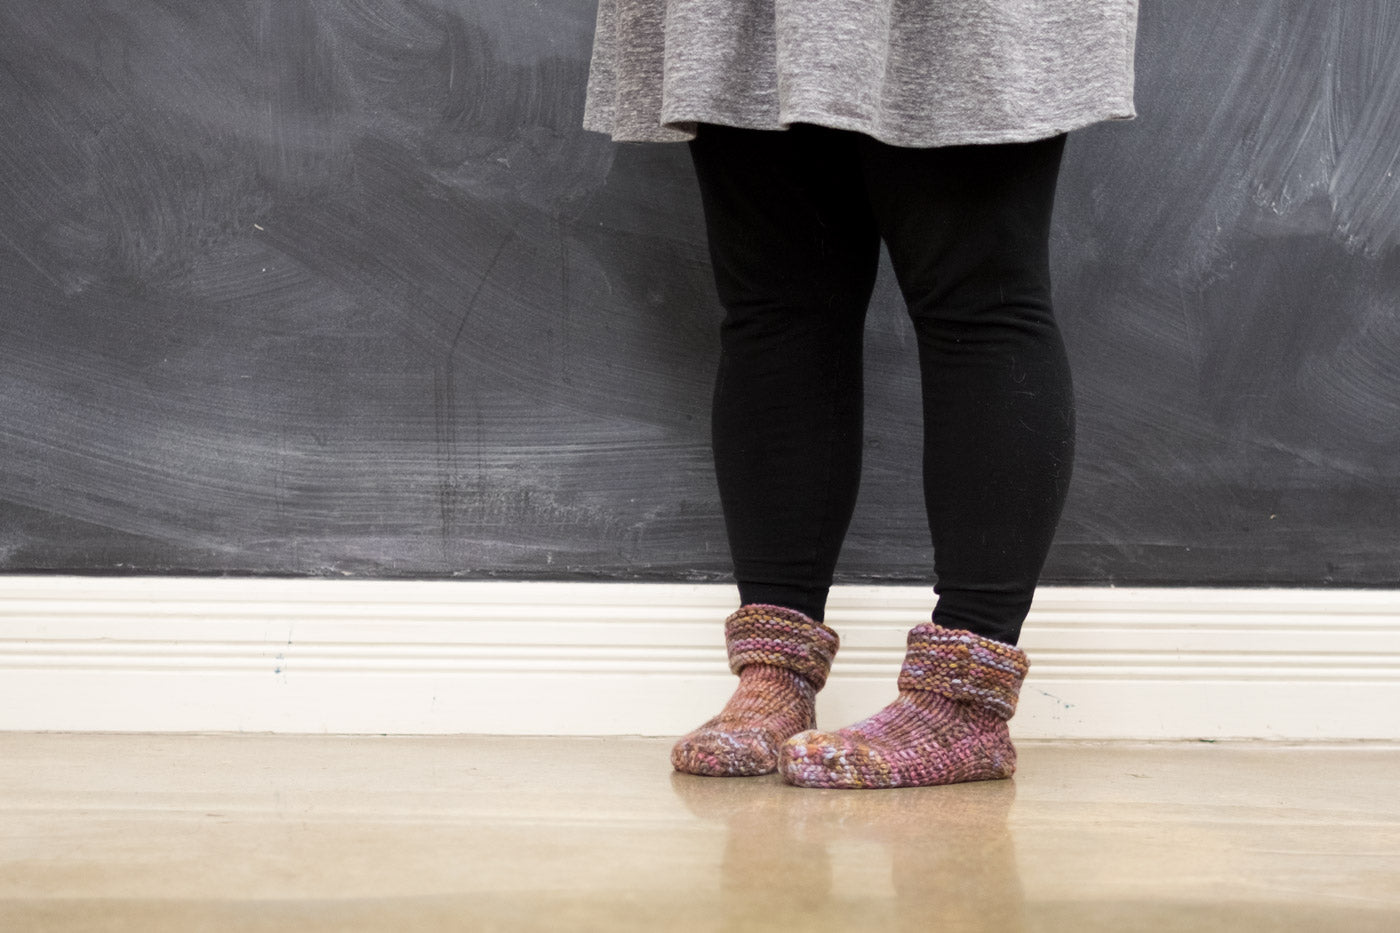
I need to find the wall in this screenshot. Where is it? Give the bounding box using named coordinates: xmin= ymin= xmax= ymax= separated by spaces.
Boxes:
xmin=2 ymin=1 xmax=1397 ymax=586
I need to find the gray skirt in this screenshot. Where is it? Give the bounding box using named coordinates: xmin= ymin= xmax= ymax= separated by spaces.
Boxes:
xmin=583 ymin=0 xmax=1139 ymax=147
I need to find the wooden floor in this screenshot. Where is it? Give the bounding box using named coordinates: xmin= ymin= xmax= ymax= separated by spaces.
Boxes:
xmin=2 ymin=734 xmax=1398 ymax=931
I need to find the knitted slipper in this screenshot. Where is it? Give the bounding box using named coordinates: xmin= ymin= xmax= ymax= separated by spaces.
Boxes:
xmin=671 ymin=604 xmax=840 ymax=777
xmin=779 ymin=622 xmax=1029 ymax=789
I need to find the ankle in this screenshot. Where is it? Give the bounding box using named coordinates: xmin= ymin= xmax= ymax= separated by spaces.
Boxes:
xmin=723 ymin=664 xmax=817 ymax=721
xmin=741 ymin=661 xmax=811 ymax=684
xmin=738 ymin=662 xmax=816 ymax=698
xmin=896 ymin=621 xmax=1029 ymax=718
xmin=724 ymin=604 xmax=841 ymax=692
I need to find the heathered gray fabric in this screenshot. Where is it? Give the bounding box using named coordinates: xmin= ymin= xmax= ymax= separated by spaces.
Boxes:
xmin=584 ymin=0 xmax=1138 ymax=147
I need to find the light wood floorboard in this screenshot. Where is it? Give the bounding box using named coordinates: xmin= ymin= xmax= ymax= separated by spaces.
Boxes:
xmin=2 ymin=734 xmax=1398 ymax=931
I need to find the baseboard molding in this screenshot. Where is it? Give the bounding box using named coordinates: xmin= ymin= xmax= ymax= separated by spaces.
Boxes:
xmin=1 ymin=577 xmax=1397 ymax=739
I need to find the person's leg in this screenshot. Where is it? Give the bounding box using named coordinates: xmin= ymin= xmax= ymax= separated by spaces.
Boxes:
xmin=691 ymin=122 xmax=881 ymax=624
xmin=873 ymin=133 xmax=1073 ymax=646
xmin=672 ymin=123 xmax=880 ymax=776
xmin=780 ymin=134 xmax=1071 ymax=788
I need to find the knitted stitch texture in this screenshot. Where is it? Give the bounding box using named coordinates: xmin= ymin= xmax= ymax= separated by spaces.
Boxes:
xmin=778 ymin=621 xmax=1029 ymax=789
xmin=671 ymin=604 xmax=840 ymax=777
xmin=723 ymin=603 xmax=839 ymax=690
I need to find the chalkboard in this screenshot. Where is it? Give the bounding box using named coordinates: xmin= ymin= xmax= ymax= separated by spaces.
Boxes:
xmin=2 ymin=1 xmax=1397 ymax=586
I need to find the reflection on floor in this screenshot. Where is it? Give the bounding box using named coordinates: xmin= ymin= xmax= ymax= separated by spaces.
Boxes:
xmin=2 ymin=734 xmax=1397 ymax=931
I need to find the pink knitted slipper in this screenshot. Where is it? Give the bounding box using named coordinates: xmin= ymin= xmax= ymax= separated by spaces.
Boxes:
xmin=778 ymin=622 xmax=1029 ymax=789
xmin=671 ymin=604 xmax=840 ymax=777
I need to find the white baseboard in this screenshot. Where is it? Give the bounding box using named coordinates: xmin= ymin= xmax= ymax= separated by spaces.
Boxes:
xmin=1 ymin=577 xmax=1397 ymax=739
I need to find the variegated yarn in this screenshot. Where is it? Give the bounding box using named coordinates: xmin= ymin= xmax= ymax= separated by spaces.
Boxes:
xmin=671 ymin=604 xmax=840 ymax=777
xmin=780 ymin=621 xmax=1030 ymax=789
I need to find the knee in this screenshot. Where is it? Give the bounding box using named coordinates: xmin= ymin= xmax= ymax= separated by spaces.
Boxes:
xmin=902 ymin=271 xmax=1056 ymax=346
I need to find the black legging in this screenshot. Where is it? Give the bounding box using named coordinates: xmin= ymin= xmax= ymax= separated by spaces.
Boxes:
xmin=688 ymin=123 xmax=1073 ymax=646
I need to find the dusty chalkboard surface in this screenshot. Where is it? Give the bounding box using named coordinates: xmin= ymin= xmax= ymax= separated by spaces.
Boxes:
xmin=2 ymin=1 xmax=1397 ymax=586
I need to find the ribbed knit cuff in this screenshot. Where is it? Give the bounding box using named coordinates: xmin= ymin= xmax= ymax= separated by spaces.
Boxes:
xmin=724 ymin=604 xmax=840 ymax=692
xmin=896 ymin=622 xmax=1030 ymax=719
